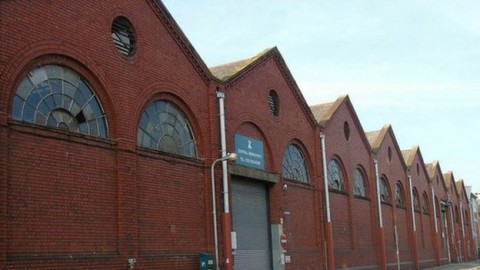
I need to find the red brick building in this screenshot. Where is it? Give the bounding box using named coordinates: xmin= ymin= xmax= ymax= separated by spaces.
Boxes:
xmin=311 ymin=95 xmax=378 ymax=269
xmin=0 ymin=1 xmax=476 ymax=269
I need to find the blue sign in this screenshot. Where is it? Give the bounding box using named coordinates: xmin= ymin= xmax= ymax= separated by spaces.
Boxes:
xmin=234 ymin=134 xmax=264 ymax=170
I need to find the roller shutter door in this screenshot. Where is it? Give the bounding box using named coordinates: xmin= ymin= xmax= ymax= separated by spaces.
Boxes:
xmin=232 ymin=177 xmax=272 ymax=270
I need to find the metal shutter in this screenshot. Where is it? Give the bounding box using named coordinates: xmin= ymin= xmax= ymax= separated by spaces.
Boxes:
xmin=232 ymin=177 xmax=272 ymax=270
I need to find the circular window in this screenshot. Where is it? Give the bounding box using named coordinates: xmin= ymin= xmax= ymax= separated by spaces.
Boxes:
xmin=343 ymin=121 xmax=350 ymax=141
xmin=268 ymin=90 xmax=279 ymax=116
xmin=111 ymin=16 xmax=136 ymax=57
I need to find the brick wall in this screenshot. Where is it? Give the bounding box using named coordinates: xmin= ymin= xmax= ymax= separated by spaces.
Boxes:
xmin=1 ymin=0 xmax=217 ymax=269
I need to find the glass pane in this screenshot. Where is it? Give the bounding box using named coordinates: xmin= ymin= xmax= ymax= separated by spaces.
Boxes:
xmin=88 ymin=120 xmax=98 ymax=136
xmin=12 ymin=96 xmax=23 ymax=120
xmin=23 ymin=103 xmax=36 ymax=123
xmin=64 ymin=68 xmax=80 ymax=86
xmin=49 ymin=79 xmax=63 ymax=94
xmin=28 ymin=67 xmax=47 ymax=85
xmin=45 ymin=65 xmax=63 ymax=79
xmin=16 ymin=77 xmax=34 ymax=100
xmin=64 ymin=82 xmax=77 ymax=98
xmin=137 ymin=100 xmax=196 ymax=157
xmin=282 ymin=144 xmax=308 ymax=183
xmin=12 ymin=65 xmax=107 ymax=138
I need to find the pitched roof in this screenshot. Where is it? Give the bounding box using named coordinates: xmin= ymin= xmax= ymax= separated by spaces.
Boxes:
xmin=365 ymin=124 xmax=391 ymax=152
xmin=209 ymin=48 xmax=273 ymax=82
xmin=425 ymin=161 xmax=439 ymax=179
xmin=151 ymin=0 xmax=215 ymax=83
xmin=401 ymin=147 xmax=416 ymax=168
xmin=209 ymin=47 xmax=317 ymax=128
xmin=309 ymin=95 xmax=346 ymax=127
xmin=456 ymin=180 xmax=468 ymax=201
xmin=443 ymin=170 xmax=457 ymax=194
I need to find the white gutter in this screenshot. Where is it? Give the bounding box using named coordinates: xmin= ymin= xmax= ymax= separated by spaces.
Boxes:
xmin=216 ymin=91 xmax=230 ymax=214
xmin=408 ymin=175 xmax=416 ymax=231
xmin=450 ymin=203 xmax=455 ymax=234
xmin=374 ymin=159 xmax=383 ymax=228
xmin=320 ymin=133 xmax=331 ymax=223
xmin=460 ymin=202 xmax=466 ymax=238
xmin=432 ymin=187 xmax=438 ymax=233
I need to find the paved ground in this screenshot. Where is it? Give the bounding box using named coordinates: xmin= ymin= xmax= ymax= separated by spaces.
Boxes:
xmin=425 ymin=261 xmax=480 ymax=270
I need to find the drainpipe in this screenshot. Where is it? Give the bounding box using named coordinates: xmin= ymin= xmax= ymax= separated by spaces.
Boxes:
xmin=320 ymin=133 xmax=334 ymax=270
xmin=216 ymin=91 xmax=233 ymax=270
xmin=408 ymin=176 xmax=416 ymax=231
xmin=374 ymin=159 xmax=387 ymax=270
xmin=408 ymin=175 xmax=419 ymax=269
xmin=460 ymin=201 xmax=466 ymax=261
xmin=431 ymin=187 xmax=442 ymax=265
xmin=460 ymin=202 xmax=466 ymax=238
xmin=449 ymin=200 xmax=457 ymax=261
xmin=374 ymin=160 xmax=383 ymax=228
xmin=445 ymin=206 xmax=451 ymax=263
xmin=394 ymin=225 xmax=400 ymax=270
xmin=432 ymin=187 xmax=438 ymax=233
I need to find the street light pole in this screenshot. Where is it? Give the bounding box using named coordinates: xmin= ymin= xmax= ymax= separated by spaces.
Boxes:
xmin=211 ymin=153 xmax=237 ymax=270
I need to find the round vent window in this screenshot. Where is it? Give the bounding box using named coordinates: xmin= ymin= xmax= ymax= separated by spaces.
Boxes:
xmin=268 ymin=90 xmax=279 ymax=116
xmin=111 ymin=16 xmax=136 ymax=57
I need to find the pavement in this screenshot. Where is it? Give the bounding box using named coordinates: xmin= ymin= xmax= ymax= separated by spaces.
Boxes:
xmin=424 ymin=261 xmax=480 ymax=270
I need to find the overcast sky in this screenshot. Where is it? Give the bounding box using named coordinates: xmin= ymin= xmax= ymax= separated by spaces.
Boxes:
xmin=162 ymin=0 xmax=480 ymax=194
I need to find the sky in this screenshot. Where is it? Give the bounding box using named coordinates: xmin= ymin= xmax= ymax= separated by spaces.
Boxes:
xmin=162 ymin=0 xmax=480 ymax=194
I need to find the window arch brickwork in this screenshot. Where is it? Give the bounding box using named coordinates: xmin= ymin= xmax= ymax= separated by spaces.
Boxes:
xmin=11 ymin=65 xmax=108 ymax=138
xmin=413 ymin=188 xmax=420 ymax=211
xmin=327 ymin=159 xmax=345 ymax=191
xmin=379 ymin=177 xmax=390 ymax=203
xmin=395 ymin=182 xmax=405 ymax=207
xmin=353 ymin=167 xmax=367 ymax=197
xmin=282 ymin=144 xmax=309 ymax=183
xmin=137 ymin=100 xmax=197 ymax=158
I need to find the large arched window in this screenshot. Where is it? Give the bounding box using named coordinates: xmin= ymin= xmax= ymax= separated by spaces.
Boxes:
xmin=379 ymin=177 xmax=390 ymax=203
xmin=11 ymin=65 xmax=108 ymax=137
xmin=137 ymin=100 xmax=197 ymax=158
xmin=395 ymin=182 xmax=405 ymax=207
xmin=327 ymin=159 xmax=345 ymax=191
xmin=353 ymin=168 xmax=367 ymax=197
xmin=282 ymin=144 xmax=309 ymax=183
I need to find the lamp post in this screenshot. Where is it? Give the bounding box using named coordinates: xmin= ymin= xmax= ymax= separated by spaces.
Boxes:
xmin=211 ymin=153 xmax=236 ymax=270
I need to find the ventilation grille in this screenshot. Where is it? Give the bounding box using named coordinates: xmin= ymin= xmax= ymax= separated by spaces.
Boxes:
xmin=111 ymin=16 xmax=136 ymax=56
xmin=268 ymin=90 xmax=279 ymax=116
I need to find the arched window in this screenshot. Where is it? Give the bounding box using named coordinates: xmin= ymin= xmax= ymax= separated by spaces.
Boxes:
xmin=282 ymin=144 xmax=309 ymax=183
xmin=11 ymin=65 xmax=108 ymax=137
xmin=379 ymin=177 xmax=390 ymax=203
xmin=422 ymin=193 xmax=430 ymax=214
xmin=353 ymin=168 xmax=367 ymax=197
xmin=395 ymin=182 xmax=405 ymax=207
xmin=137 ymin=100 xmax=197 ymax=157
xmin=412 ymin=188 xmax=420 ymax=211
xmin=327 ymin=159 xmax=345 ymax=191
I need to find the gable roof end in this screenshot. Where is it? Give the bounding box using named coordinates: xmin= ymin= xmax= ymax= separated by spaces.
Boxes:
xmin=150 ymin=0 xmax=215 ymax=83
xmin=310 ymin=95 xmax=347 ymax=128
xmin=210 ymin=48 xmax=274 ymax=82
xmin=365 ymin=124 xmax=391 ymax=153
